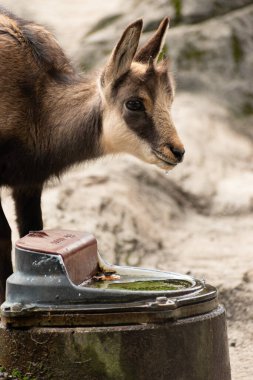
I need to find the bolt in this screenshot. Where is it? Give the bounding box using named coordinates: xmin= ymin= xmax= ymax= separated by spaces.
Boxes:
xmin=156 ymin=296 xmax=168 ymax=304
xmin=155 ymin=297 xmax=175 ymax=307
xmin=165 ymin=299 xmax=175 ymax=305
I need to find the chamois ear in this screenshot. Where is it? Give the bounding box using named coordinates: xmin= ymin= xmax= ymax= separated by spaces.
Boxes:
xmin=135 ymin=17 xmax=169 ymax=63
xmin=101 ymin=19 xmax=143 ymax=87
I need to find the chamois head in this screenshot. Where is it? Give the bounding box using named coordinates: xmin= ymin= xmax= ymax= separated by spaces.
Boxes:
xmin=99 ymin=17 xmax=185 ymax=171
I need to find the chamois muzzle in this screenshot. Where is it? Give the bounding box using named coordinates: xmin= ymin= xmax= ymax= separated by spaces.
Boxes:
xmin=166 ymin=144 xmax=185 ymax=163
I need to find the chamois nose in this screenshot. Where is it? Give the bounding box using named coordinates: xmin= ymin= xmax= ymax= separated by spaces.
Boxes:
xmin=168 ymin=145 xmax=185 ymax=162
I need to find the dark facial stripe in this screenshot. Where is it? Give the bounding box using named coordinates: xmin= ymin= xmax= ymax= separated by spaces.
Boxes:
xmin=123 ymin=108 xmax=158 ymax=145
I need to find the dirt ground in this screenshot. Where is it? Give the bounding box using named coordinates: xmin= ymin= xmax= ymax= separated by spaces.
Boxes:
xmin=1 ymin=1 xmax=253 ymax=379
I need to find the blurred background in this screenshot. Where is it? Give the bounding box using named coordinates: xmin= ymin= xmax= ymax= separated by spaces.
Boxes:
xmin=1 ymin=1 xmax=253 ymax=379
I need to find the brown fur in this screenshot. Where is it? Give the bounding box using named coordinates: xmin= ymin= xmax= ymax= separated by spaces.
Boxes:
xmin=0 ymin=8 xmax=184 ymax=302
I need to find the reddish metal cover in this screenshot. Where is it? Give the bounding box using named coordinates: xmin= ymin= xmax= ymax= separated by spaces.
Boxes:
xmin=16 ymin=230 xmax=99 ymax=285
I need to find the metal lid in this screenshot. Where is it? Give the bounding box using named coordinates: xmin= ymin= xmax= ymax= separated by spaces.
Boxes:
xmin=16 ymin=230 xmax=99 ymax=285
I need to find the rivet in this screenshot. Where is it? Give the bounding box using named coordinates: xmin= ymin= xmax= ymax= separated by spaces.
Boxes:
xmin=156 ymin=296 xmax=168 ymax=304
xmin=166 ymin=299 xmax=175 ymax=305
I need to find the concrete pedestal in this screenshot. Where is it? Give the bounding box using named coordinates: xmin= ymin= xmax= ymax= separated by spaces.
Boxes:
xmin=0 ymin=305 xmax=231 ymax=380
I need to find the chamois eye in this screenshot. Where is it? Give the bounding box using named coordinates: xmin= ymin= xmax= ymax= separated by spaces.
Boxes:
xmin=125 ymin=99 xmax=145 ymax=111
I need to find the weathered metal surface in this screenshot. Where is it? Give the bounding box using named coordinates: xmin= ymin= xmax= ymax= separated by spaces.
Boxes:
xmin=0 ymin=305 xmax=231 ymax=380
xmin=1 ymin=297 xmax=218 ymax=328
xmin=16 ymin=230 xmax=99 ymax=285
xmin=2 ymin=230 xmax=216 ymax=314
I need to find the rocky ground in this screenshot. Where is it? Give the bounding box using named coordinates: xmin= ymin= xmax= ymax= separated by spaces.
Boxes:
xmin=1 ymin=1 xmax=253 ymax=379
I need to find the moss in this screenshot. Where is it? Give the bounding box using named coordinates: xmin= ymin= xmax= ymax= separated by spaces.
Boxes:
xmin=171 ymin=0 xmax=182 ymax=24
xmin=0 ymin=367 xmax=37 ymax=380
xmin=83 ymin=346 xmax=108 ymax=376
xmin=157 ymin=43 xmax=168 ymax=63
xmin=231 ymin=33 xmax=244 ymax=65
xmin=143 ymin=19 xmax=161 ymax=33
xmin=11 ymin=369 xmax=37 ymax=380
xmin=179 ymin=44 xmax=206 ymax=64
xmin=241 ymin=102 xmax=253 ymax=116
xmin=86 ymin=14 xmax=122 ymax=36
xmin=25 ymin=359 xmax=47 ymax=379
xmin=73 ymin=334 xmax=123 ymax=379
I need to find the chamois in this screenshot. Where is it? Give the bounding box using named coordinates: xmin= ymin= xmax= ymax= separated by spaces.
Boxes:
xmin=0 ymin=8 xmax=185 ymax=302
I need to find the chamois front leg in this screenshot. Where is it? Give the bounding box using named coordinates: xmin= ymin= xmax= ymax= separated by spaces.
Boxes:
xmin=0 ymin=197 xmax=12 ymax=304
xmin=13 ymin=186 xmax=43 ymax=237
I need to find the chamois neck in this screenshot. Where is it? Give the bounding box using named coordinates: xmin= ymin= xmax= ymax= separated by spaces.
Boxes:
xmin=42 ymin=76 xmax=103 ymax=175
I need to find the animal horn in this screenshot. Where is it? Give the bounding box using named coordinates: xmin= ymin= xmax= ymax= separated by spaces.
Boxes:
xmin=135 ymin=17 xmax=169 ymax=63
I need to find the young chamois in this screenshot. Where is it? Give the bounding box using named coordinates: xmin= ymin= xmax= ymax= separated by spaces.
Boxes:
xmin=0 ymin=8 xmax=185 ymax=302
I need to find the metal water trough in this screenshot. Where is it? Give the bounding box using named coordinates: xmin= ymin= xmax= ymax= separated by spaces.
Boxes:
xmin=0 ymin=230 xmax=231 ymax=380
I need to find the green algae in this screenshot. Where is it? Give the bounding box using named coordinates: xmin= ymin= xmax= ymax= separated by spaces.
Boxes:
xmin=231 ymin=33 xmax=244 ymax=65
xmin=86 ymin=14 xmax=122 ymax=36
xmin=171 ymin=0 xmax=182 ymax=24
xmin=180 ymin=45 xmax=206 ymax=62
xmin=91 ymin=279 xmax=190 ymax=291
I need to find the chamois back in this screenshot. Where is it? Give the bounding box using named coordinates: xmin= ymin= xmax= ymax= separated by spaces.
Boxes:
xmin=0 ymin=6 xmax=73 ymax=79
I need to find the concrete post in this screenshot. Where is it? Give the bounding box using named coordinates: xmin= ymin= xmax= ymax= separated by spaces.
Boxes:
xmin=0 ymin=305 xmax=231 ymax=380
